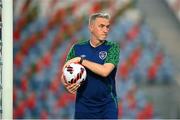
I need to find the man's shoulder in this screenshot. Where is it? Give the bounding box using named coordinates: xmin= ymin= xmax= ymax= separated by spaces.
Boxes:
xmin=71 ymin=40 xmax=88 ymax=50
xmin=75 ymin=40 xmax=89 ymax=46
xmin=105 ymin=41 xmax=119 ymax=48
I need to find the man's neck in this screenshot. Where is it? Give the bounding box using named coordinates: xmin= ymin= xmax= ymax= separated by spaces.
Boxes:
xmin=90 ymin=39 xmax=105 ymax=48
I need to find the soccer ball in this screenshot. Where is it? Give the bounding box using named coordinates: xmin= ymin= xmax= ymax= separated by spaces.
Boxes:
xmin=63 ymin=63 xmax=87 ymax=84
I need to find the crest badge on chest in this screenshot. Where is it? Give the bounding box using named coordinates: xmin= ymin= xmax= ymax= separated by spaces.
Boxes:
xmin=99 ymin=51 xmax=107 ymax=60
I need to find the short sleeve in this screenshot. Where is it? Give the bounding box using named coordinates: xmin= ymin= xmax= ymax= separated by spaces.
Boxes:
xmin=65 ymin=45 xmax=76 ymax=62
xmin=105 ymin=43 xmax=120 ymax=66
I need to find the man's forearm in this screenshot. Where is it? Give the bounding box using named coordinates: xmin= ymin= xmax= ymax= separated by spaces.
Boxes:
xmin=81 ymin=59 xmax=114 ymax=77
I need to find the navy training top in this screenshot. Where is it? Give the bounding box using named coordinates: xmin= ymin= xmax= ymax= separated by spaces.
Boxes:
xmin=66 ymin=40 xmax=120 ymax=113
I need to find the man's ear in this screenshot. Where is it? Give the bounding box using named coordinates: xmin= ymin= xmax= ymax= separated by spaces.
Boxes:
xmin=88 ymin=24 xmax=93 ymax=32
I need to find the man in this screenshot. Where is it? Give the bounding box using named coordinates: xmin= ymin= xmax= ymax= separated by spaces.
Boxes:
xmin=61 ymin=12 xmax=120 ymax=119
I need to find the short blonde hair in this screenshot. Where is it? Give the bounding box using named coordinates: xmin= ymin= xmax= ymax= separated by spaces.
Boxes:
xmin=89 ymin=12 xmax=110 ymax=25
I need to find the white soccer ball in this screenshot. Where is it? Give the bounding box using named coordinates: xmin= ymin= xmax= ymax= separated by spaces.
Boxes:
xmin=63 ymin=63 xmax=87 ymax=84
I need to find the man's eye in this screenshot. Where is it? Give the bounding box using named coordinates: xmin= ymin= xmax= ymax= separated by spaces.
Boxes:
xmin=99 ymin=25 xmax=104 ymax=28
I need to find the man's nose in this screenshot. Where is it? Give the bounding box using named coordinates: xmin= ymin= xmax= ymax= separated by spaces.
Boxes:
xmin=103 ymin=27 xmax=109 ymax=33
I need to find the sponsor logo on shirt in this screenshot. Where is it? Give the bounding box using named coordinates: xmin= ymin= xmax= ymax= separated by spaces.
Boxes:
xmin=80 ymin=54 xmax=86 ymax=58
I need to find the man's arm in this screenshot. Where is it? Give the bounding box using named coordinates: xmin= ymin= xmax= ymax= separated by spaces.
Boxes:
xmin=66 ymin=43 xmax=120 ymax=77
xmin=82 ymin=59 xmax=115 ymax=77
xmin=66 ymin=57 xmax=115 ymax=77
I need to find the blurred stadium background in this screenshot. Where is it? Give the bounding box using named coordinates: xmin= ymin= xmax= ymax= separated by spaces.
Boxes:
xmin=13 ymin=0 xmax=180 ymax=119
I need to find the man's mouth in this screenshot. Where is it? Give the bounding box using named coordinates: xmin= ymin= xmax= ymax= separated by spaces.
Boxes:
xmin=102 ymin=34 xmax=107 ymax=36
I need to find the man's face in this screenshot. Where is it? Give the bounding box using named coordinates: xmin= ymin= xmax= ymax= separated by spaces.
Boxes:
xmin=89 ymin=17 xmax=110 ymax=41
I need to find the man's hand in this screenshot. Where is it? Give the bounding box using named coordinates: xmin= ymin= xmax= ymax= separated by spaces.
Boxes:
xmin=61 ymin=74 xmax=80 ymax=94
xmin=63 ymin=57 xmax=81 ymax=70
xmin=66 ymin=83 xmax=80 ymax=94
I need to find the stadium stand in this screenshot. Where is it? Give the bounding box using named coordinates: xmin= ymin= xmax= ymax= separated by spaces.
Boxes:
xmin=13 ymin=0 xmax=177 ymax=119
